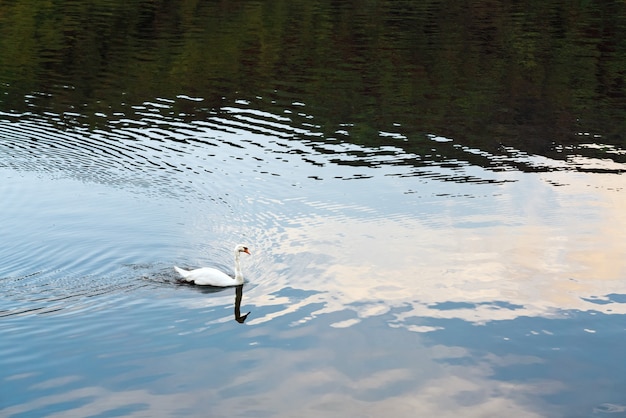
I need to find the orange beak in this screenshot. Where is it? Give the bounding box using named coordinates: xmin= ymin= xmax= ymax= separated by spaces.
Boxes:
xmin=243 ymin=248 xmax=251 ymax=255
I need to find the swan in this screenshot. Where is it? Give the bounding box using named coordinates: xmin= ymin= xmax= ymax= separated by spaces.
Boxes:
xmin=174 ymin=244 xmax=251 ymax=286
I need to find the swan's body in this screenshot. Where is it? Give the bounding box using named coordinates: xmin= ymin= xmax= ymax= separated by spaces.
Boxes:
xmin=175 ymin=244 xmax=250 ymax=287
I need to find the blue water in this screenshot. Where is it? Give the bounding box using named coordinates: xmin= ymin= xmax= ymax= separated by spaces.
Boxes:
xmin=1 ymin=99 xmax=626 ymax=416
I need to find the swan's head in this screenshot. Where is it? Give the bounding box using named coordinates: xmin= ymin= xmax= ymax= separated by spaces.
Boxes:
xmin=235 ymin=244 xmax=251 ymax=255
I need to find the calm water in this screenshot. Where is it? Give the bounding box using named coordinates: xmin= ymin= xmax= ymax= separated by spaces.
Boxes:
xmin=1 ymin=1 xmax=626 ymax=417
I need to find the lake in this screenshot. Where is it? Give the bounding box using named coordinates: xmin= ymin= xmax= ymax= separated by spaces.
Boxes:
xmin=1 ymin=1 xmax=626 ymax=417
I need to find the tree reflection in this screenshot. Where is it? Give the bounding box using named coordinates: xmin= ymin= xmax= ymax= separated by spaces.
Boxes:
xmin=0 ymin=0 xmax=623 ymax=158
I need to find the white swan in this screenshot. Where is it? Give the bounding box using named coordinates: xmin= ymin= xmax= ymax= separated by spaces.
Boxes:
xmin=174 ymin=244 xmax=251 ymax=286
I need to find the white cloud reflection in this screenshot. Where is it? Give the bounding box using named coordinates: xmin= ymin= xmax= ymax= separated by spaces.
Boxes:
xmin=1 ymin=344 xmax=559 ymax=418
xmin=243 ymin=170 xmax=626 ymax=327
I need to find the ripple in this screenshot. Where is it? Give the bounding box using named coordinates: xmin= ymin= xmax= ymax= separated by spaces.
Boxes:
xmin=6 ymin=94 xmax=617 ymax=196
xmin=0 ymin=93 xmax=608 ymax=193
xmin=593 ymin=403 xmax=626 ymax=415
xmin=0 ymin=265 xmax=155 ymax=318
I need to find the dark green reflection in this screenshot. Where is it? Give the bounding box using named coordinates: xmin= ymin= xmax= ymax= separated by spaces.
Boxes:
xmin=0 ymin=0 xmax=624 ymax=159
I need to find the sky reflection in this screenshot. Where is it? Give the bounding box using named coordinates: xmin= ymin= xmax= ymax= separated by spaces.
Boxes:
xmin=2 ymin=131 xmax=625 ymax=418
xmin=249 ymin=168 xmax=626 ymax=327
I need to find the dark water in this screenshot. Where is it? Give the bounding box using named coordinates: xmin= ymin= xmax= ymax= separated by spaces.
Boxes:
xmin=1 ymin=1 xmax=626 ymax=417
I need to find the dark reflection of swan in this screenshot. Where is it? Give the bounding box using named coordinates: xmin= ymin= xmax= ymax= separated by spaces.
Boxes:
xmin=234 ymin=284 xmax=250 ymax=324
xmin=174 ymin=274 xmax=250 ymax=323
xmin=181 ymin=283 xmax=251 ymax=323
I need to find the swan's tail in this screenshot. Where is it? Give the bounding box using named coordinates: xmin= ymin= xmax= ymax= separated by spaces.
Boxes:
xmin=174 ymin=266 xmax=190 ymax=279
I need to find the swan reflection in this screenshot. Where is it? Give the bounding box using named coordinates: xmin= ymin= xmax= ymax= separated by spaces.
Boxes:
xmin=234 ymin=284 xmax=250 ymax=323
xmin=175 ymin=278 xmax=250 ymax=323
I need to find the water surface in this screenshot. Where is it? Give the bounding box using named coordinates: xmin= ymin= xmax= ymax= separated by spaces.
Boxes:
xmin=1 ymin=1 xmax=626 ymax=417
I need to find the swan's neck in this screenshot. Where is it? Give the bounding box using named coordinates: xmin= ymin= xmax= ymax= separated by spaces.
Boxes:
xmin=234 ymin=251 xmax=244 ymax=283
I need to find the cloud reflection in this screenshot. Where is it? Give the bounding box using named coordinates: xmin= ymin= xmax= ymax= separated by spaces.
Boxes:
xmin=246 ymin=170 xmax=626 ymax=327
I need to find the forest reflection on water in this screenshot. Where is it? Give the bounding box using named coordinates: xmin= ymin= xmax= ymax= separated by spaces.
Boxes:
xmin=1 ymin=0 xmax=626 ymax=417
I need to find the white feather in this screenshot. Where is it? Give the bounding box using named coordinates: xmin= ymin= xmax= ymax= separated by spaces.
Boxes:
xmin=174 ymin=244 xmax=250 ymax=287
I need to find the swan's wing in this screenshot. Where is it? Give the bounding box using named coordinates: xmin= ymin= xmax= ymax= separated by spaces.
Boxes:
xmin=183 ymin=267 xmax=235 ymax=286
